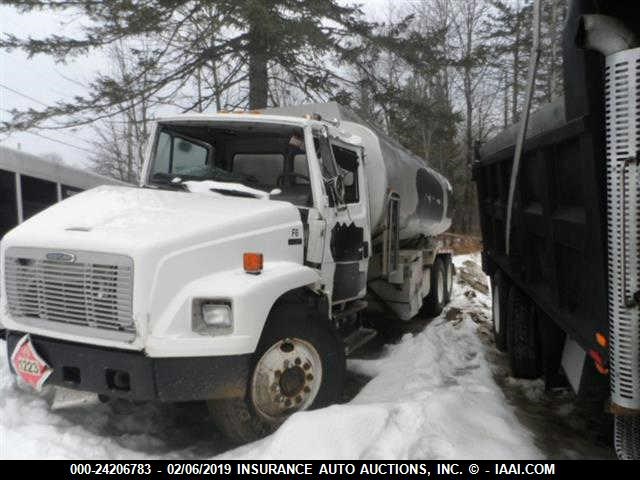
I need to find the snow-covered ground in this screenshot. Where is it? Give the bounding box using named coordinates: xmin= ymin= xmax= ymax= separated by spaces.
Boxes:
xmin=0 ymin=254 xmax=613 ymax=459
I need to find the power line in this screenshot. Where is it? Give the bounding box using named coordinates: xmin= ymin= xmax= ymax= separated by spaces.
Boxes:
xmin=21 ymin=130 xmax=95 ymax=155
xmin=1 ymin=107 xmax=96 ymax=150
xmin=0 ymin=82 xmax=50 ymax=107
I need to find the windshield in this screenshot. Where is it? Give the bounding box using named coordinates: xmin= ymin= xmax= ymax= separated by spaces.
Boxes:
xmin=149 ymin=122 xmax=312 ymax=206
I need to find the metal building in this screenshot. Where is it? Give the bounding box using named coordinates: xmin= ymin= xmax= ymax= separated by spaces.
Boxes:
xmin=0 ymin=145 xmax=127 ymax=239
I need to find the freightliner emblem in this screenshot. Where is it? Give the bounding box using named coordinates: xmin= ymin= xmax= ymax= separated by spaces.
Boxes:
xmin=46 ymin=252 xmax=76 ymax=263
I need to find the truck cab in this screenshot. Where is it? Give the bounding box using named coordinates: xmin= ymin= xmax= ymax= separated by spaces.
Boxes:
xmin=143 ymin=114 xmax=372 ymax=308
xmin=1 ymin=107 xmax=452 ymax=442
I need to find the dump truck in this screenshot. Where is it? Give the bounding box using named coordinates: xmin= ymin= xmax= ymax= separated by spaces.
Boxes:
xmin=1 ymin=102 xmax=452 ymax=442
xmin=474 ymin=0 xmax=640 ymax=459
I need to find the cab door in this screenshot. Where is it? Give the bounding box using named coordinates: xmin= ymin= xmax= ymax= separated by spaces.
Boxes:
xmin=315 ymin=131 xmax=370 ymax=305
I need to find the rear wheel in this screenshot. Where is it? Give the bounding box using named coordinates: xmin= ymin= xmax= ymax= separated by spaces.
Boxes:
xmin=420 ymin=257 xmax=446 ymax=318
xmin=208 ymin=302 xmax=345 ymax=444
xmin=615 ymin=415 xmax=640 ymax=460
xmin=490 ymin=271 xmax=509 ymax=351
xmin=506 ymin=286 xmax=542 ymax=379
xmin=442 ymin=255 xmax=454 ymax=304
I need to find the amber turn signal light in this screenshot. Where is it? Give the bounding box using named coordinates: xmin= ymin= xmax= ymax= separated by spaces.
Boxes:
xmin=244 ymin=252 xmax=263 ymax=274
xmin=595 ymin=332 xmax=608 ymax=348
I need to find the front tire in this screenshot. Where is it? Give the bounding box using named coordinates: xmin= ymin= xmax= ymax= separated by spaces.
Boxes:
xmin=208 ymin=302 xmax=345 ymax=444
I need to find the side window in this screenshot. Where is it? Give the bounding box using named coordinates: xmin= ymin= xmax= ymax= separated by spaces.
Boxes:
xmin=154 ymin=131 xmax=172 ymax=173
xmin=173 ymin=137 xmax=208 ymax=174
xmin=232 ymin=154 xmax=284 ymax=186
xmin=152 ymin=131 xmax=210 ymax=176
xmin=314 ymin=133 xmax=339 ymax=179
xmin=332 ymin=145 xmax=359 ymax=204
xmin=293 ymin=154 xmax=310 ymax=184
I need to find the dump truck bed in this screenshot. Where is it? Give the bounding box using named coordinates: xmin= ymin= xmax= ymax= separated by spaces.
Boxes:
xmin=474 ymin=98 xmax=609 ymax=356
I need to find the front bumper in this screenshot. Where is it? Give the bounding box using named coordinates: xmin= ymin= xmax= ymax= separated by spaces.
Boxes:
xmin=5 ymin=331 xmax=251 ymax=402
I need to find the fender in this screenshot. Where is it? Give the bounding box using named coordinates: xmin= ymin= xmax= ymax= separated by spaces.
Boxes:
xmin=145 ymin=261 xmax=320 ymax=357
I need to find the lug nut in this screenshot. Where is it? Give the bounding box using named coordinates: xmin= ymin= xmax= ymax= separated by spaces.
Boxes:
xmin=303 ymin=363 xmax=310 ymax=370
xmin=285 ymin=399 xmax=292 ymax=407
xmin=295 ymin=357 xmax=301 ymax=365
xmin=295 ymin=395 xmax=302 ymax=404
xmin=303 ymin=386 xmax=311 ymax=393
xmin=306 ymin=373 xmax=314 ymax=381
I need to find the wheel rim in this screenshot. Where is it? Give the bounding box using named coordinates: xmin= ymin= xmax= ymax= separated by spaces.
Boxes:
xmin=251 ymin=337 xmax=322 ymax=422
xmin=437 ymin=269 xmax=444 ymax=304
xmin=493 ymin=283 xmax=501 ymax=333
xmin=446 ymin=263 xmax=453 ymax=294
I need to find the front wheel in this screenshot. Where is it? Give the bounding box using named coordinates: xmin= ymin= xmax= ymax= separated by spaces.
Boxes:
xmin=208 ymin=302 xmax=345 ymax=443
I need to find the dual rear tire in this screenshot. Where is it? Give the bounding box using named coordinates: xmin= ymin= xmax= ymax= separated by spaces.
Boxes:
xmin=491 ymin=272 xmax=509 ymax=351
xmin=491 ymin=271 xmax=542 ymax=379
xmin=421 ymin=255 xmax=453 ymax=318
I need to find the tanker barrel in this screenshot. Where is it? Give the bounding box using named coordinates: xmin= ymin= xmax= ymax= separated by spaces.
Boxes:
xmin=262 ymin=102 xmax=453 ymax=240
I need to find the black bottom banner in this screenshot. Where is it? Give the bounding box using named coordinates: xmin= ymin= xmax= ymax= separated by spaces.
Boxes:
xmin=6 ymin=460 xmax=638 ymax=479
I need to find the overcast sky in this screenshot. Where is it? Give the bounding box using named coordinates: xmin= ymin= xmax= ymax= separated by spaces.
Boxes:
xmin=0 ymin=1 xmax=400 ymax=170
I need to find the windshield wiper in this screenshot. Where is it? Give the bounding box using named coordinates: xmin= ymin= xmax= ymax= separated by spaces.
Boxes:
xmin=208 ymin=188 xmax=257 ymax=198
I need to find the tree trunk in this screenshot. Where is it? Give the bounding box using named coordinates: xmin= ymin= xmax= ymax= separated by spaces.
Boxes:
xmin=248 ymin=23 xmax=269 ymax=110
xmin=512 ymin=0 xmax=521 ymax=123
xmin=548 ymin=0 xmax=559 ymax=100
xmin=503 ymin=69 xmax=509 ymax=128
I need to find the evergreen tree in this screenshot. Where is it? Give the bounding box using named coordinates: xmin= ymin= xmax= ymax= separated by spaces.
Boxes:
xmin=486 ymin=0 xmax=533 ymax=124
xmin=0 ymin=0 xmax=375 ymax=130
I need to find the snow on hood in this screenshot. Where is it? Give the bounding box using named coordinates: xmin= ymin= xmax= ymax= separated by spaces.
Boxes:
xmin=2 ymin=185 xmax=298 ymax=253
xmin=182 ymin=180 xmax=278 ymax=199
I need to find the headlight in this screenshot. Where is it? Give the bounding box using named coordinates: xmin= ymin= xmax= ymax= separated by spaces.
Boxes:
xmin=192 ymin=300 xmax=233 ymax=335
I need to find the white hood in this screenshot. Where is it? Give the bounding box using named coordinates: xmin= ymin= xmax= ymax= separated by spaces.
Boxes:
xmin=1 ymin=185 xmax=301 ymax=255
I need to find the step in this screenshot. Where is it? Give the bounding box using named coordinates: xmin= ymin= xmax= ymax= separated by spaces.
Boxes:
xmin=333 ymin=300 xmax=368 ymax=320
xmin=343 ymin=327 xmax=377 ymax=356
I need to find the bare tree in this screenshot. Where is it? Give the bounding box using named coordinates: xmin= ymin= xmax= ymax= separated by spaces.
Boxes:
xmin=89 ymin=43 xmax=154 ymax=183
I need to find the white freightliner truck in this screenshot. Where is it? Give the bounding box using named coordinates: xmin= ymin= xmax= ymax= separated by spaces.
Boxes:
xmin=1 ymin=102 xmax=452 ymax=442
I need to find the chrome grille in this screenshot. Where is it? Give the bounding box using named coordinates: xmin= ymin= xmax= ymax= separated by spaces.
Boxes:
xmin=605 ymin=47 xmax=640 ymax=410
xmin=4 ymin=247 xmax=135 ymax=342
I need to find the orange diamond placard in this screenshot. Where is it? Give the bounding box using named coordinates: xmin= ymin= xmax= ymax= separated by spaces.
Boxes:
xmin=11 ymin=334 xmax=53 ymax=391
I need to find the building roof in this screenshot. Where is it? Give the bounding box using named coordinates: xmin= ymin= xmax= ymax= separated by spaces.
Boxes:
xmin=0 ymin=145 xmax=127 ymax=189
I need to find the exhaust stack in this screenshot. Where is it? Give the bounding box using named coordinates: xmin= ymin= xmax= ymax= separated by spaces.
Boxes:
xmin=576 ymin=14 xmax=638 ymax=56
xmin=579 ymin=12 xmax=640 ymax=459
